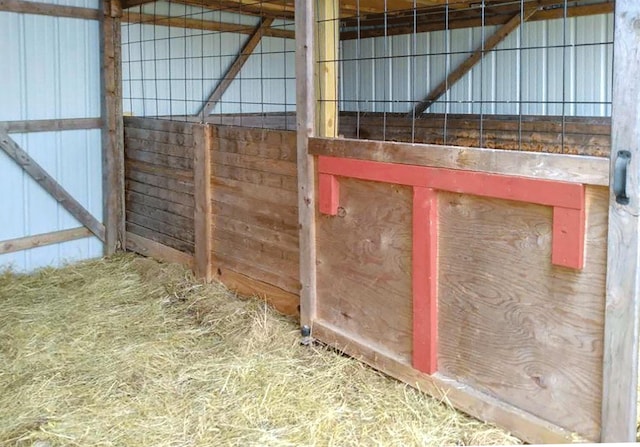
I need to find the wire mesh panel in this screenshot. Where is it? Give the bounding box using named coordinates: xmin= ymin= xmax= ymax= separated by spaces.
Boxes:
xmin=121 ymin=0 xmax=296 ymax=129
xmin=322 ymin=0 xmax=614 ymax=155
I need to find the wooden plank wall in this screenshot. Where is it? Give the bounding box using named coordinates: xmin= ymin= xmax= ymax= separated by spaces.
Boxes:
xmin=210 ymin=126 xmax=300 ymax=316
xmin=124 ymin=117 xmax=195 ymax=256
xmin=123 ymin=117 xmax=300 ymax=314
xmin=200 ymin=113 xmax=611 ymax=157
xmin=340 ymin=113 xmax=612 ymax=156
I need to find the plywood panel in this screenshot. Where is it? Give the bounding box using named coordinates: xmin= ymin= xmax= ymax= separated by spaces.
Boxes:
xmin=316 ymin=178 xmax=413 ymax=363
xmin=437 ymin=186 xmax=607 ymax=439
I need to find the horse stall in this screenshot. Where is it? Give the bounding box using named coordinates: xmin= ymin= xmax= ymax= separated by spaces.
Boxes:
xmin=2 ymin=0 xmax=640 ymax=444
xmin=117 ymin=0 xmax=635 ymax=443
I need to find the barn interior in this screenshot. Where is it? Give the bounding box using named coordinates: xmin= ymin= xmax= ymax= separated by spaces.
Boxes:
xmin=1 ymin=0 xmax=637 ymax=444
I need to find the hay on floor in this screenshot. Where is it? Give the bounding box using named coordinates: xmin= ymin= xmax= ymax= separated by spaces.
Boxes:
xmin=0 ymin=254 xmax=520 ymax=446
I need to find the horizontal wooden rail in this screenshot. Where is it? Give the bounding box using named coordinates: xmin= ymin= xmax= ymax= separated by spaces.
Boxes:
xmin=309 ymin=137 xmax=610 ymax=186
xmin=0 ymin=227 xmax=93 ymax=255
xmin=318 ymin=155 xmax=586 ymax=269
xmin=0 ymin=118 xmax=102 ymax=134
xmin=0 ymin=0 xmax=100 ymax=19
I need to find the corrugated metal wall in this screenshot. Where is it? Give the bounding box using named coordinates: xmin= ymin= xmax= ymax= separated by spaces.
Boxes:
xmin=0 ymin=4 xmax=103 ymax=271
xmin=340 ymin=13 xmax=613 ymax=116
xmin=121 ymin=1 xmax=295 ymax=117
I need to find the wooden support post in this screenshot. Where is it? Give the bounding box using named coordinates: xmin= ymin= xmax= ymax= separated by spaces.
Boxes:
xmin=0 ymin=132 xmax=106 ymax=241
xmin=410 ymin=5 xmax=537 ymax=117
xmin=197 ymin=18 xmax=276 ymax=118
xmin=316 ymin=0 xmax=339 ymax=138
xmin=193 ymin=124 xmax=214 ymax=281
xmin=101 ymin=0 xmax=125 ymax=255
xmin=601 ymin=0 xmax=640 ymax=441
xmin=296 ymin=0 xmax=317 ymax=329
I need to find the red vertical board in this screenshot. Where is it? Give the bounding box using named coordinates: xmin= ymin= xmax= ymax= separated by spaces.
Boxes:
xmin=412 ymin=187 xmax=438 ymax=374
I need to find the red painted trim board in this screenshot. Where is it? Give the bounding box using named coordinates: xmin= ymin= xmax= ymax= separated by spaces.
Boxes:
xmin=317 ymin=155 xmax=589 ymax=376
xmin=318 ymin=156 xmax=584 ymax=210
xmin=412 ymin=187 xmax=438 ymax=374
xmin=317 ymin=155 xmax=586 ymax=270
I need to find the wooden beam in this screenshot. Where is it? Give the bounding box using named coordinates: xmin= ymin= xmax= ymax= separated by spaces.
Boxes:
xmin=308 ymin=137 xmax=610 ymax=187
xmin=601 ymin=0 xmax=640 ymax=442
xmin=0 ymin=118 xmax=102 ymax=134
xmin=342 ymin=2 xmax=613 ymax=40
xmin=122 ymin=12 xmax=294 ymax=39
xmin=197 ymin=18 xmax=275 ymax=118
xmin=0 ymin=132 xmax=106 ymax=242
xmin=193 ymin=124 xmax=214 ymax=280
xmin=295 ymin=0 xmax=317 ymax=330
xmin=0 ymin=227 xmax=93 ymax=255
xmin=101 ymin=0 xmax=125 ymax=255
xmin=0 ymin=0 xmax=100 ymax=19
xmin=166 ymin=0 xmax=295 ymax=20
xmin=316 ymin=0 xmax=339 ymax=137
xmin=410 ymin=5 xmax=538 ymax=116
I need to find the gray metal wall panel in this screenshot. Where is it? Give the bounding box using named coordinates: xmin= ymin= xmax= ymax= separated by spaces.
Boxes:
xmin=0 ymin=11 xmax=102 ymax=271
xmin=340 ymin=14 xmax=613 ymax=117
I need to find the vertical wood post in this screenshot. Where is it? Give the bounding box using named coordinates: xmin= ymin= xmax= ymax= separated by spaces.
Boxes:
xmin=601 ymin=0 xmax=640 ymax=441
xmin=100 ymin=0 xmax=125 ymax=254
xmin=296 ymin=0 xmax=317 ymax=328
xmin=315 ymin=0 xmax=339 ymax=138
xmin=194 ymin=124 xmax=214 ymax=281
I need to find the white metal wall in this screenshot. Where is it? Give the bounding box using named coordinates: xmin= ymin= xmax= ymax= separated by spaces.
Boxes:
xmin=0 ymin=5 xmax=103 ymax=271
xmin=340 ymin=14 xmax=614 ymax=116
xmin=121 ymin=2 xmax=296 ymax=116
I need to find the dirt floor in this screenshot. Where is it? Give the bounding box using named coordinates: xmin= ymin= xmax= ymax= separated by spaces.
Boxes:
xmin=0 ymin=254 xmax=521 ymax=446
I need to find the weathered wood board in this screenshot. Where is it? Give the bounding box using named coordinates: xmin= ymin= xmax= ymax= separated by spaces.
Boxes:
xmin=210 ymin=126 xmax=300 ymax=313
xmin=124 ymin=117 xmax=195 ymax=255
xmin=315 ymin=174 xmax=608 ymax=440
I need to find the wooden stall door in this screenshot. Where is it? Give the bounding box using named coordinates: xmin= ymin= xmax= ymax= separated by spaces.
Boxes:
xmin=310 ymin=137 xmax=610 ymax=443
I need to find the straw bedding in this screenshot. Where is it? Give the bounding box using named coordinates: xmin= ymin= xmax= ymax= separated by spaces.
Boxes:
xmin=0 ymin=254 xmax=521 ymax=446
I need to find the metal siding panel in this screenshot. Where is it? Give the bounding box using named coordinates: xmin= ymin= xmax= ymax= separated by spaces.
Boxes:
xmin=0 ymin=12 xmax=102 ymax=271
xmin=339 ymin=15 xmax=612 ymax=118
xmin=390 ymin=34 xmax=410 ymax=113
xmin=427 ymin=30 xmax=447 ymax=114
